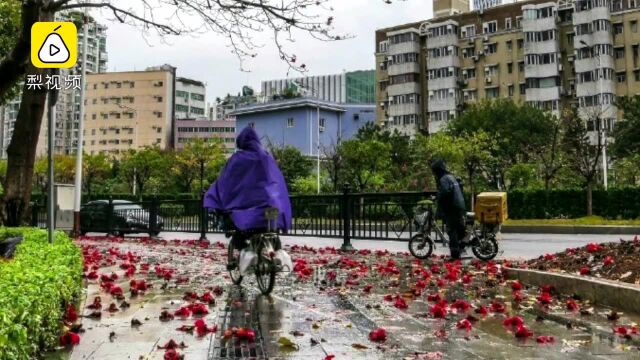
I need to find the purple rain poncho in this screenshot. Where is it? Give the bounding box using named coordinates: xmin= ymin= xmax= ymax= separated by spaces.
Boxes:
xmin=203 ymin=126 xmax=292 ymax=232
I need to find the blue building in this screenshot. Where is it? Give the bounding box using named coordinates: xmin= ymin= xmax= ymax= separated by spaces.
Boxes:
xmin=230 ymin=98 xmax=375 ymax=156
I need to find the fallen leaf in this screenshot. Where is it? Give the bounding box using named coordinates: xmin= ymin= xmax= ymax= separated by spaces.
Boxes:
xmin=352 ymin=343 xmax=369 ymax=350
xmin=278 ymin=336 xmax=299 ymax=350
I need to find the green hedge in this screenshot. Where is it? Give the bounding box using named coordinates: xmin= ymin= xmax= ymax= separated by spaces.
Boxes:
xmin=0 ymin=228 xmax=83 ymax=360
xmin=507 ymin=187 xmax=640 ymax=219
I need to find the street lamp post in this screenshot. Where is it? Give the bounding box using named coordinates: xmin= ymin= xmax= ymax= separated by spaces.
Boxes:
xmin=579 ymin=40 xmax=608 ymax=190
xmin=73 ymin=6 xmax=90 ymax=236
xmin=48 ymin=69 xmax=60 ymax=243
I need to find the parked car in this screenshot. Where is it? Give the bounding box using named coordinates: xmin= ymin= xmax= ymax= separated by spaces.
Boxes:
xmin=80 ymin=200 xmax=164 ymax=236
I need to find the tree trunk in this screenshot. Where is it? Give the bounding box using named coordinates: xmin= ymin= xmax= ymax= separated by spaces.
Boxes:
xmin=2 ymin=67 xmax=49 ymax=225
xmin=586 ymin=181 xmax=593 ymax=216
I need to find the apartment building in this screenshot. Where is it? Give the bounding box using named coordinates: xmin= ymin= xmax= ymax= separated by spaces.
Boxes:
xmin=175 ymin=77 xmax=206 ymax=119
xmin=375 ymin=0 xmax=640 ymax=136
xmin=84 ymin=66 xmax=176 ymax=155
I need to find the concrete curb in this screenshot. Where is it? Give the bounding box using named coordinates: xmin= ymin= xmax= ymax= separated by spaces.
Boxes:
xmin=505 ymin=267 xmax=640 ymax=314
xmin=502 ymin=224 xmax=640 ymax=235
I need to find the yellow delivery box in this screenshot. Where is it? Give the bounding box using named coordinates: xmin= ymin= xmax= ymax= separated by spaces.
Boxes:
xmin=474 ymin=192 xmax=508 ymax=224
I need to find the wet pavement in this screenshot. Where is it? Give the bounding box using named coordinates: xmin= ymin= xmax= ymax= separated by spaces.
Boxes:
xmin=58 ymin=235 xmax=640 ymax=360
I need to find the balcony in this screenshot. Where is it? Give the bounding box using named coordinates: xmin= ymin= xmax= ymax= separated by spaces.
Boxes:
xmin=388 ymin=103 xmax=420 ymax=117
xmin=525 ymin=86 xmax=561 ymax=102
xmin=388 ymin=42 xmax=420 ymax=55
xmin=524 ymin=63 xmax=560 ymax=78
xmin=427 ymin=56 xmax=459 ymax=69
xmin=388 ymin=62 xmax=420 ymax=76
xmin=387 ymin=82 xmax=421 ymax=96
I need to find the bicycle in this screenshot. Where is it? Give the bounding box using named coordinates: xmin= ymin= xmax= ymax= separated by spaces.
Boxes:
xmin=226 ymin=208 xmax=286 ymax=295
xmin=408 ymin=197 xmax=499 ymax=261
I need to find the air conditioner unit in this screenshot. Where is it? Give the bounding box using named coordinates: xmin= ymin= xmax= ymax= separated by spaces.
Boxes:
xmin=462 ymin=49 xmax=468 ymax=56
xmin=462 ymin=69 xmax=468 ymax=76
xmin=483 ymin=35 xmax=489 ymax=42
xmin=472 ymin=55 xmax=479 ymax=62
xmin=463 ymin=79 xmax=469 ymax=85
xmin=468 ymin=39 xmax=474 ymax=44
xmin=559 ymin=64 xmax=564 ymax=71
xmin=477 ymin=51 xmax=484 ymax=56
xmin=485 ymin=77 xmax=492 ymax=83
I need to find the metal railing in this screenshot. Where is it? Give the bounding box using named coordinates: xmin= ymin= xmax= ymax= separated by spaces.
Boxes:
xmin=32 ymin=185 xmax=435 ymax=247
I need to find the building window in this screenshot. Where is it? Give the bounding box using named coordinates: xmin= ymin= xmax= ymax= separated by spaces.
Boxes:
xmin=483 ymin=21 xmax=497 ymax=34
xmin=505 ymin=18 xmax=512 ymax=30
xmin=191 ymin=93 xmax=205 ymax=101
xmin=104 ymin=83 xmax=109 ymax=89
xmin=462 ymin=47 xmax=475 ymax=58
xmin=102 ymin=114 xmax=108 ymax=120
xmin=508 ymin=85 xmax=514 ymax=96
xmin=508 ymin=63 xmax=513 ymax=74
xmin=319 ymin=118 xmax=325 ymax=132
xmin=631 ymin=0 xmax=638 ymax=8
xmin=92 ymin=114 xmax=96 ymax=120
xmin=156 ymin=112 xmax=162 ymax=118
xmin=157 ymin=127 xmax=162 ymax=133
xmin=287 ymin=117 xmax=294 ymax=128
xmin=520 ymin=83 xmax=526 ymax=95
xmin=93 ymin=84 xmax=97 ymax=89
xmin=463 ymin=68 xmax=476 ymax=79
xmin=632 ymin=20 xmax=638 ymax=33
xmin=506 ymin=40 xmax=512 ymax=51
xmin=617 ymin=72 xmax=626 ymax=82
xmin=116 ymin=82 xmax=121 ymax=88
xmin=484 ymin=43 xmax=498 ymax=54
xmin=567 ymin=32 xmax=574 ymax=46
xmin=614 ymin=23 xmax=624 ymax=35
xmin=92 ymin=98 xmax=97 ymax=104
xmin=518 ymin=61 xmax=524 ymax=72
xmin=615 ymin=47 xmax=625 ymax=59
xmin=463 ymin=90 xmax=477 ymax=102
xmin=486 ymin=87 xmax=499 ymax=99
xmin=461 ymin=25 xmax=475 ymax=38
xmin=130 ymin=82 xmax=135 ymax=88
xmin=91 ymin=129 xmax=96 ymax=135
xmin=157 ymin=96 xmax=163 ymax=102
xmin=517 ymin=39 xmax=524 ymax=49
xmin=516 ymin=16 xmax=523 ymax=29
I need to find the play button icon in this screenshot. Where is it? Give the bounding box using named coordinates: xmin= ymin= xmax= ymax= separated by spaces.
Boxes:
xmin=50 ymin=44 xmax=60 ymax=57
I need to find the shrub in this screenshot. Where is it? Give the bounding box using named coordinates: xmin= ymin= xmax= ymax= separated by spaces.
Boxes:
xmin=0 ymin=228 xmax=83 ymax=359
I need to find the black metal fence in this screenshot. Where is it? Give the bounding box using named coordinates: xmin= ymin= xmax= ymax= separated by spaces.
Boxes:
xmin=32 ymin=186 xmax=435 ymax=245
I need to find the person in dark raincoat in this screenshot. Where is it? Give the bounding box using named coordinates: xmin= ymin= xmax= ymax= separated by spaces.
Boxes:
xmin=431 ymin=158 xmax=466 ymax=260
xmin=204 ymin=126 xmax=292 ymax=267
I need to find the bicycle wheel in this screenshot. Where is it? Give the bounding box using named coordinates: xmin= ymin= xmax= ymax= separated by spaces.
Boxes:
xmin=409 ymin=234 xmax=433 ymax=259
xmin=471 ymin=236 xmax=499 ymax=261
xmin=227 ymin=243 xmax=243 ymax=285
xmin=255 ymin=238 xmax=276 ymax=295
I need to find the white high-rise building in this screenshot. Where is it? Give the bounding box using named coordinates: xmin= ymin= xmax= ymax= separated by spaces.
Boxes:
xmin=175 ymin=77 xmax=206 ymax=119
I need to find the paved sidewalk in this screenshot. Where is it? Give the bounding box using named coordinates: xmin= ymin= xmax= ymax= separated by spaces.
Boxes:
xmin=61 ymin=235 xmax=640 ymax=359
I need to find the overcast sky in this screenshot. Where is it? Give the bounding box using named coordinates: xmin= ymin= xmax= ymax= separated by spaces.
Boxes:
xmin=94 ymin=1 xmax=433 ymax=105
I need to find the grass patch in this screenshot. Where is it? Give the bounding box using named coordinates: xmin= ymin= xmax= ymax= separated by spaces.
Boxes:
xmin=0 ymin=228 xmax=83 ymax=360
xmin=505 ymin=216 xmax=640 ymax=226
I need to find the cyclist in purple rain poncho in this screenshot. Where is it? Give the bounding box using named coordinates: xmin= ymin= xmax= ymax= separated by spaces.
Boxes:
xmin=204 ymin=126 xmax=292 ymax=258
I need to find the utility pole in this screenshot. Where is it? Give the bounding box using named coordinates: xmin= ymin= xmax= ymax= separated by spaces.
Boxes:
xmin=73 ymin=7 xmax=89 ymax=235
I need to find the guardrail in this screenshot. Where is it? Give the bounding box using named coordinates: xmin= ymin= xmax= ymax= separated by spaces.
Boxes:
xmin=32 ymin=185 xmax=435 ymax=249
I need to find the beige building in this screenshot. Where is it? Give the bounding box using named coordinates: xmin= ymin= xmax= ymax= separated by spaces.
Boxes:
xmin=375 ymin=0 xmax=640 ymax=137
xmin=84 ymin=66 xmax=176 ymax=155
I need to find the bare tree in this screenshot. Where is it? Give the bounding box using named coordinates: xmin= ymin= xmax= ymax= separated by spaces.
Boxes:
xmin=0 ymin=0 xmax=401 ymax=224
xmin=561 ymin=107 xmax=605 ymax=216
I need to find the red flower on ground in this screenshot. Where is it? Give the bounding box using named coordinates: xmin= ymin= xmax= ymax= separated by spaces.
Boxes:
xmin=536 ymin=292 xmax=553 ymax=305
xmin=60 ymin=331 xmax=80 ymax=346
xmin=536 ymin=335 xmax=555 ymax=344
xmin=515 ymin=325 xmax=533 ymax=338
xmin=513 ymin=291 xmax=526 ymax=303
xmin=174 ymin=307 xmax=191 ymax=317
xmin=543 ymin=253 xmax=556 ymax=261
xmin=474 ymin=305 xmax=489 ymax=316
xmin=163 ymin=349 xmax=182 ymax=360
xmin=586 ymin=243 xmax=603 ymax=253
xmin=579 ymin=266 xmax=591 ymax=276
xmin=603 ymin=256 xmax=614 ymax=266
xmin=510 ymin=280 xmax=523 ymax=292
xmin=566 ymin=299 xmax=579 ymax=311
xmin=194 ymin=319 xmax=217 ymax=337
xmin=503 ymin=316 xmax=524 ymax=328
xmin=427 ymin=293 xmax=442 ymax=303
xmin=456 ymin=319 xmax=473 ymax=332
xmin=462 ymin=273 xmax=473 ymax=284
xmin=615 ymin=326 xmax=629 ymax=336
xmin=87 ymin=296 xmax=102 ymax=310
xmin=451 ymin=299 xmax=471 ymax=313
xmin=383 ymin=294 xmax=393 ymax=302
xmin=430 ymin=304 xmax=448 ymax=319
xmin=188 ymin=302 xmax=209 ymax=316
xmin=369 ymin=327 xmax=387 ymax=342
xmin=363 ymin=284 xmax=373 ymax=293
xmin=110 ymin=286 xmax=123 ymax=297
xmin=394 ymin=297 xmax=408 ymax=309
xmin=64 ymin=304 xmax=78 ymax=323
xmin=490 ymin=301 xmax=506 ymax=313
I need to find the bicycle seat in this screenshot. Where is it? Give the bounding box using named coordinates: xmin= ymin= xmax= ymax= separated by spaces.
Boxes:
xmin=466 ymin=212 xmax=475 ymax=219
